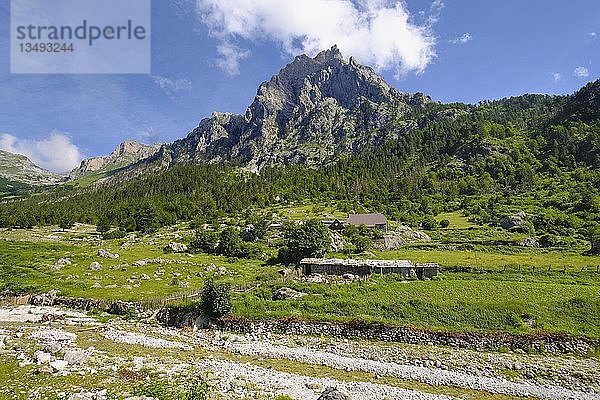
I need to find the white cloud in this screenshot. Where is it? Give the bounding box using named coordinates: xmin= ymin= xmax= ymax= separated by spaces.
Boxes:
xmin=574 ymin=66 xmax=589 ymax=78
xmin=216 ymin=42 xmax=251 ymax=75
xmin=151 ymin=75 xmax=192 ymax=93
xmin=590 ymin=32 xmax=597 ymax=39
xmin=135 ymin=127 xmax=161 ymax=144
xmin=450 ymin=32 xmax=472 ymax=45
xmin=195 ymin=0 xmax=438 ymax=77
xmin=0 ymin=132 xmax=83 ymax=173
xmin=552 ymin=72 xmax=561 ymax=82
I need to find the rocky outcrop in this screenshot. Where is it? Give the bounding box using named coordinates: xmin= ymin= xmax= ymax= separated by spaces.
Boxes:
xmin=272 ymin=287 xmax=308 ymax=301
xmin=318 ymin=387 xmax=352 ymax=400
xmin=500 ymin=212 xmax=526 ymax=230
xmin=70 ymin=140 xmax=161 ymax=179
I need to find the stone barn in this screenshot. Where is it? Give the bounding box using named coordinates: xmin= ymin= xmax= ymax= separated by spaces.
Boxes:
xmin=299 ymin=258 xmax=438 ymax=280
xmin=346 ymin=213 xmax=388 ymax=232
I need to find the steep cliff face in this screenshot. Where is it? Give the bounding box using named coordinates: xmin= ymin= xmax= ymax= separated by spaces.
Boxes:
xmin=70 ymin=140 xmax=162 ymax=178
xmin=167 ymin=46 xmax=430 ymax=171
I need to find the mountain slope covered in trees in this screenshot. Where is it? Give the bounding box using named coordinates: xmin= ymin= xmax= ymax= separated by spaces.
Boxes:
xmin=0 ymin=79 xmax=598 ymax=251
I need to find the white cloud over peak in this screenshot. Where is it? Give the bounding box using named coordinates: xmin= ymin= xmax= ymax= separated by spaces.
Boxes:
xmin=574 ymin=66 xmax=589 ymax=78
xmin=450 ymin=32 xmax=472 ymax=45
xmin=151 ymin=75 xmax=193 ymax=93
xmin=0 ymin=132 xmax=83 ymax=173
xmin=195 ymin=0 xmax=438 ymax=77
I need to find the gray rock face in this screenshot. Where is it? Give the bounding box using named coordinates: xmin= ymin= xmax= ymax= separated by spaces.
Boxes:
xmin=318 ymin=387 xmax=352 ymax=400
xmin=272 ymin=287 xmax=308 ymax=301
xmin=89 ymin=262 xmax=102 ymax=271
xmin=165 ymin=242 xmax=188 ymax=253
xmin=500 ymin=212 xmax=526 ymax=230
xmin=160 ymin=46 xmax=429 ymax=172
xmin=70 ymin=140 xmax=161 ymax=179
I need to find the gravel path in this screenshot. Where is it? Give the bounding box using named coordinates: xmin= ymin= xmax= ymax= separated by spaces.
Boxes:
xmin=223 ymin=339 xmax=600 ymax=400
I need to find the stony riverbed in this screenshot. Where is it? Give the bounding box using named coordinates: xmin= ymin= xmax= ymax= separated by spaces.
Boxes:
xmin=0 ymin=305 xmax=598 ymax=400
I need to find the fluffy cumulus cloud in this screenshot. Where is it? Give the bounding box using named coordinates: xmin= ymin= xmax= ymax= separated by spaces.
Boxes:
xmin=0 ymin=132 xmax=83 ymax=173
xmin=574 ymin=66 xmax=589 ymax=78
xmin=152 ymin=75 xmax=193 ymax=93
xmin=552 ymin=72 xmax=561 ymax=82
xmin=450 ymin=32 xmax=472 ymax=45
xmin=195 ymin=0 xmax=439 ymax=77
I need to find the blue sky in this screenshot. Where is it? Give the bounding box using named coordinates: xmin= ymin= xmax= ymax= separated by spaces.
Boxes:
xmin=0 ymin=0 xmax=598 ymax=172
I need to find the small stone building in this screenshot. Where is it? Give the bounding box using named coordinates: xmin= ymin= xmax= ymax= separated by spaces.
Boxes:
xmin=346 ymin=213 xmax=388 ymax=232
xmin=299 ymin=258 xmax=438 ymax=280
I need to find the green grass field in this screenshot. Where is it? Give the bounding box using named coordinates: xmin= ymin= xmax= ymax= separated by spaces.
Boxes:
xmin=1 ymin=222 xmax=599 ymax=339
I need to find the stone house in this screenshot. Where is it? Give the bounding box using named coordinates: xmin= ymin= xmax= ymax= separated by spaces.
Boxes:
xmin=299 ymin=258 xmax=438 ymax=280
xmin=346 ymin=213 xmax=388 ymax=233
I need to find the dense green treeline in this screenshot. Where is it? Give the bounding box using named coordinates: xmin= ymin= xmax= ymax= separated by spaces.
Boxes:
xmin=0 ymin=81 xmax=598 ymax=248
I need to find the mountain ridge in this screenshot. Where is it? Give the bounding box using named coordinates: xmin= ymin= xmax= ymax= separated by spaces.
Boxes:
xmin=0 ymin=149 xmax=60 ymax=187
xmin=69 ymin=140 xmax=162 ymax=179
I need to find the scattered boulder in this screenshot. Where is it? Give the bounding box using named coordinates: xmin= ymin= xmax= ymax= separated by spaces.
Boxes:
xmin=34 ymin=351 xmax=53 ymax=364
xmin=64 ymin=349 xmax=90 ymax=365
xmin=68 ymin=390 xmax=107 ymax=400
xmin=395 ymin=225 xmax=431 ymax=242
xmin=382 ymin=234 xmax=406 ymax=250
xmin=140 ymin=274 xmax=151 ymax=280
xmin=91 ymin=283 xmax=102 ymax=289
xmin=318 ymin=387 xmax=352 ymax=400
xmin=519 ymin=237 xmax=540 ymax=248
xmin=342 ymin=273 xmax=357 ymax=280
xmin=97 ymin=249 xmax=119 ymax=259
xmin=164 ymin=242 xmax=188 ymax=253
xmin=206 ymin=263 xmax=216 ymax=272
xmin=500 ymin=212 xmax=526 ymax=230
xmin=50 ymin=359 xmax=68 ymax=372
xmin=89 ymin=262 xmax=102 ymax=271
xmin=272 ymin=287 xmax=308 ymax=301
xmin=50 ymin=258 xmax=71 ymax=271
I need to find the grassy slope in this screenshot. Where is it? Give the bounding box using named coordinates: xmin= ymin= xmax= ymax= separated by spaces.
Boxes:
xmin=1 ymin=221 xmax=600 ymax=338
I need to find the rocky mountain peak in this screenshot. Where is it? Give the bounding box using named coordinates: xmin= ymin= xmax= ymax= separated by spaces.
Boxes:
xmin=163 ymin=46 xmax=430 ymax=172
xmin=314 ymin=45 xmax=344 ymax=63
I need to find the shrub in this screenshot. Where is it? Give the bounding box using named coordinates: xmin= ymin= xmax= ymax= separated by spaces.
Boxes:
xmin=190 ymin=228 xmax=218 ymax=254
xmin=421 ymin=215 xmax=439 ymax=230
xmin=216 ymin=227 xmax=243 ymax=258
xmin=201 ymin=278 xmax=232 ymax=318
xmin=439 ymin=219 xmax=450 ymax=228
xmin=278 ymin=219 xmax=331 ymax=263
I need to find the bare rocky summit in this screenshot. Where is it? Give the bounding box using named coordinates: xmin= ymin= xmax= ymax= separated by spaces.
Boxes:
xmin=147 ymin=45 xmax=431 ymax=172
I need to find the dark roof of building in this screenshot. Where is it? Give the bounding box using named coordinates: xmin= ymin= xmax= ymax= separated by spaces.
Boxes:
xmin=346 ymin=213 xmax=387 ymax=226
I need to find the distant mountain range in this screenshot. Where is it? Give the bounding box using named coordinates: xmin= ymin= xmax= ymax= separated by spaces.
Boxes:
xmin=0 ymin=150 xmax=61 ymax=195
xmin=1 ymin=45 xmax=598 ymax=193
